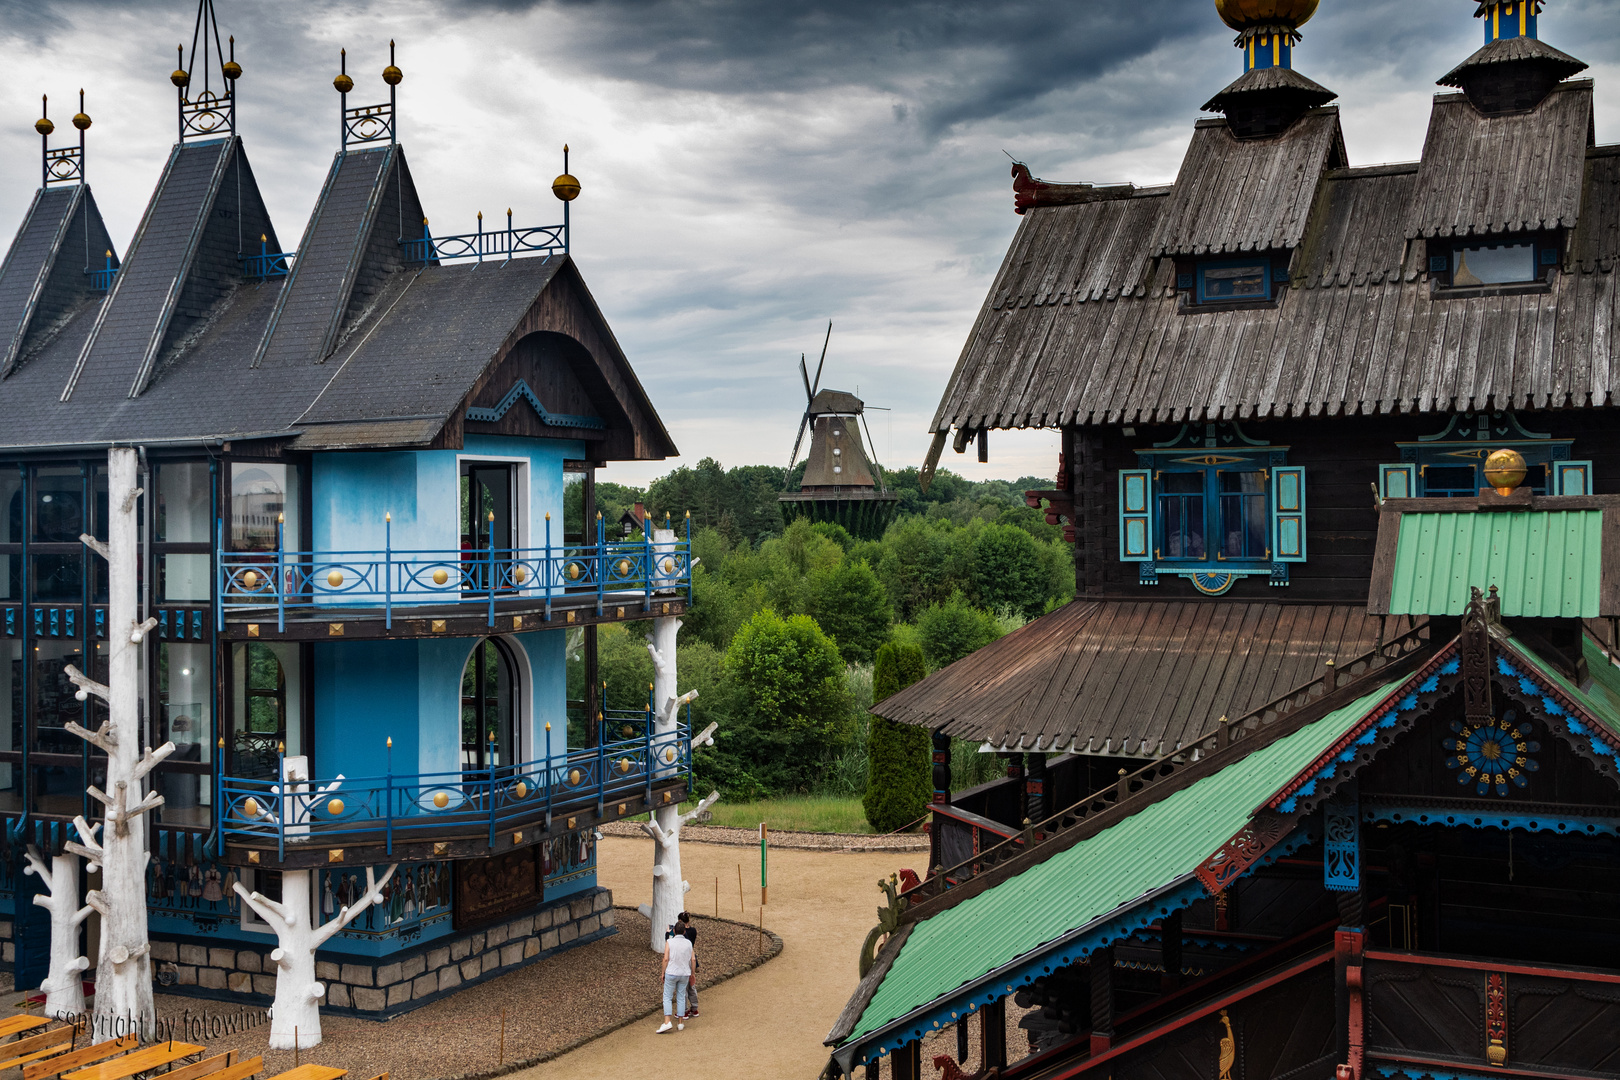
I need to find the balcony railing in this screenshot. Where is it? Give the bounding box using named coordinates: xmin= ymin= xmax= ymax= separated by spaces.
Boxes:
xmin=216 ymin=515 xmax=692 ymax=632
xmin=220 ymin=711 xmax=693 ymax=861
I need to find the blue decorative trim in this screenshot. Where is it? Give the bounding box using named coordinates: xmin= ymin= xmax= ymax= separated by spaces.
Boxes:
xmin=1373 ymin=1064 xmax=1509 ymax=1080
xmin=1495 ymin=653 xmax=1620 ymax=772
xmin=4 ymin=609 xmax=13 ymax=636
xmin=1362 ymin=802 xmax=1620 ymax=838
xmin=1139 ymin=562 xmax=1159 ymax=585
xmin=1277 ymin=656 xmax=1461 ymax=814
xmin=159 ymin=610 xmax=169 ymax=639
xmin=1323 ymin=785 xmax=1360 ymax=892
xmin=466 ymin=379 xmax=604 ymax=429
xmin=94 ymin=608 xmax=106 ymax=639
xmin=192 ymin=610 xmax=204 ymax=639
xmin=847 ymin=822 xmax=1320 ymax=1067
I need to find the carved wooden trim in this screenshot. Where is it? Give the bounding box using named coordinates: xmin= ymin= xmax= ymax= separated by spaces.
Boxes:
xmin=1196 ymin=811 xmax=1293 ymax=894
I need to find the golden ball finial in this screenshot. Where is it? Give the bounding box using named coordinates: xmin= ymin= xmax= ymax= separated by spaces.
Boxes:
xmin=1214 ymin=0 xmax=1318 ymax=31
xmin=552 ymin=172 xmax=581 ymax=202
xmin=1484 ymin=449 xmax=1529 ymax=496
xmin=35 ymin=116 xmax=54 ymax=136
xmin=171 ymin=68 xmax=190 ymax=89
xmin=223 ymin=60 xmax=243 ymax=80
xmin=73 ymin=110 xmax=91 ymax=132
xmin=383 ymin=64 xmax=403 ymax=86
xmin=334 ymin=72 xmax=354 ymax=94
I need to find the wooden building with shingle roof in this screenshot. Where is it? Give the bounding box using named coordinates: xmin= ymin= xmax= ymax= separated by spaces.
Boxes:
xmin=833 ymin=4 xmax=1620 ymax=1078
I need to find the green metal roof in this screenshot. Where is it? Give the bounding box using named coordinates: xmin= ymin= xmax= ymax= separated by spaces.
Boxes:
xmin=1387 ymin=510 xmax=1602 ymax=618
xmin=843 ymin=681 xmax=1401 ymax=1046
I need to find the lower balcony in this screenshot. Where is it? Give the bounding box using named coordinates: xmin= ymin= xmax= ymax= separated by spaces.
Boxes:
xmin=217 ymin=723 xmax=697 ymax=869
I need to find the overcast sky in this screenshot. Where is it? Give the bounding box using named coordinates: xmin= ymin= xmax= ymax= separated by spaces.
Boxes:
xmin=3 ymin=0 xmax=1618 ymax=486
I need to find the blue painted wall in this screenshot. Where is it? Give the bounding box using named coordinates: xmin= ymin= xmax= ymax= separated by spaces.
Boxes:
xmin=314 ymin=640 xmax=421 ymax=779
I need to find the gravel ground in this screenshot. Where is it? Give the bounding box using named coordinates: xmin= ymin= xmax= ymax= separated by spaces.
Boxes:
xmin=598 ymin=821 xmax=928 ymax=852
xmin=3 ymin=910 xmax=779 ymax=1080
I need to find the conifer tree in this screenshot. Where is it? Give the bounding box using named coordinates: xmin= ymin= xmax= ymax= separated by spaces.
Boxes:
xmin=862 ymin=643 xmax=931 ymax=832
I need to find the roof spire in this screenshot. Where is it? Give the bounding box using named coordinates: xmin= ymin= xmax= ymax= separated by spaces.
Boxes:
xmin=37 ymin=89 xmax=91 ymax=188
xmin=175 ymin=0 xmax=239 ymax=142
xmin=1214 ymin=0 xmax=1318 ymax=74
xmin=336 ymin=40 xmax=401 ymax=148
xmin=1205 ymin=0 xmax=1334 ymax=138
xmin=1439 ymin=1 xmax=1586 ymax=114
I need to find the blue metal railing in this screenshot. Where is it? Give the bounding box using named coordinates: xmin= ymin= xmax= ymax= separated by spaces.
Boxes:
xmin=240 ymin=236 xmax=295 ymax=279
xmin=219 ymin=713 xmax=693 ymax=860
xmin=87 ymin=251 xmax=118 ymax=291
xmin=400 ymin=209 xmax=567 ymax=264
xmin=216 ymin=513 xmax=693 ymax=632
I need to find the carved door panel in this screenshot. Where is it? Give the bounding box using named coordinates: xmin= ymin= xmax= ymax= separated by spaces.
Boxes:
xmin=1365 ymin=961 xmax=1485 ymax=1059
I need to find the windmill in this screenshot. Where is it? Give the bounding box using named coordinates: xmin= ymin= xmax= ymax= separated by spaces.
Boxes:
xmin=778 ymin=322 xmax=900 ymax=540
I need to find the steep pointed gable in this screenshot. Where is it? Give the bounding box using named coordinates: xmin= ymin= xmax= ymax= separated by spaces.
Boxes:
xmin=251 ymin=144 xmax=426 ymax=369
xmin=0 ymin=184 xmax=117 ymax=377
xmin=61 ymin=136 xmax=279 ymax=403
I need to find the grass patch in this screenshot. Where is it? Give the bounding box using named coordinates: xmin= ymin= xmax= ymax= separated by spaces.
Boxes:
xmin=698 ymin=795 xmax=874 ymax=834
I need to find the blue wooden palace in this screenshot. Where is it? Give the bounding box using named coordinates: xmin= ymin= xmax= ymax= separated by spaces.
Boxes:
xmin=0 ymin=6 xmax=688 ymax=1015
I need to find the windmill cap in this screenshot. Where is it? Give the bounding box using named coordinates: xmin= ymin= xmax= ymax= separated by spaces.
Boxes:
xmin=809 ymin=388 xmax=864 ymax=415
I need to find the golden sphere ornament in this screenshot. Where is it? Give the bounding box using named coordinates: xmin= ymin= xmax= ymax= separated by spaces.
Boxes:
xmin=327 ymin=798 xmax=345 ymax=816
xmin=242 ymin=797 xmax=260 ymax=817
xmin=171 ymin=68 xmax=191 ymax=89
xmin=1484 ymin=449 xmax=1529 ymax=496
xmin=327 ymin=570 xmax=344 ymax=587
xmin=222 ymin=60 xmax=243 ymax=80
xmin=333 ymin=73 xmax=354 ymax=94
xmin=432 ymin=568 xmax=449 ymax=585
xmin=35 ymin=117 xmax=54 ymax=136
xmin=433 ymin=791 xmax=450 ymax=809
xmin=617 ymin=559 xmax=631 ymax=576
xmin=1214 ymin=0 xmax=1318 ymax=31
xmin=72 ymin=112 xmax=92 ymax=131
xmin=567 ymin=562 xmax=582 ymax=581
xmin=552 ymin=173 xmax=581 ymax=202
xmin=568 ymin=768 xmax=582 ymax=786
xmin=514 ymin=781 xmax=528 ymax=799
xmin=383 ymin=64 xmax=403 ymax=86
xmin=242 ymin=570 xmax=259 ymax=589
xmin=514 ymin=566 xmax=528 ymax=584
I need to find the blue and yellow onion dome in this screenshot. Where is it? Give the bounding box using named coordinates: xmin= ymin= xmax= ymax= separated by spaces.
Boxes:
xmin=1215 ymin=0 xmax=1319 ymax=31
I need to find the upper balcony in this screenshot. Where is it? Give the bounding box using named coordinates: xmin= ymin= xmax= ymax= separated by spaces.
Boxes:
xmin=216 ymin=516 xmax=693 ymax=641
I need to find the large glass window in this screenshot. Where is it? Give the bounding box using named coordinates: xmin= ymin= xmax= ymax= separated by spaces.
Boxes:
xmin=158 ymin=462 xmax=212 ymax=601
xmin=462 ymin=638 xmax=518 ymax=771
xmin=1 ymin=468 xmax=20 ymax=544
xmin=1147 ymin=458 xmax=1280 ymax=566
xmin=1157 ymin=472 xmax=1206 ymax=560
xmin=230 ymin=642 xmax=303 ymax=780
xmin=32 ymin=467 xmax=83 ymax=542
xmin=0 ymin=639 xmax=20 ymax=811
xmin=1217 ymin=470 xmax=1269 ymax=560
xmin=231 ymin=463 xmax=300 ymax=552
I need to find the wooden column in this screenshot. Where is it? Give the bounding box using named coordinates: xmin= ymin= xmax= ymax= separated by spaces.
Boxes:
xmin=892 ymin=1040 xmax=921 ymax=1080
xmin=1160 ymin=910 xmax=1183 ymax=993
xmin=932 ymin=730 xmax=952 ymax=804
xmin=1090 ymin=946 xmax=1114 ymax=1055
xmin=1026 ymin=752 xmax=1048 ymax=824
xmin=982 ymin=999 xmax=1008 ymax=1070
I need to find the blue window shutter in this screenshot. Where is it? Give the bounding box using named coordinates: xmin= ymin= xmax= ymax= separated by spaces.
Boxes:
xmin=1553 ymin=460 xmax=1593 ymax=495
xmin=1271 ymin=466 xmax=1307 ymax=563
xmin=1119 ymin=470 xmax=1153 ymax=562
xmin=1379 ymin=463 xmax=1417 ymax=499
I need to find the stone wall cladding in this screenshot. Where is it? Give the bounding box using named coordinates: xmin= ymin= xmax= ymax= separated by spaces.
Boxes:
xmin=141 ymin=886 xmax=614 ymax=1021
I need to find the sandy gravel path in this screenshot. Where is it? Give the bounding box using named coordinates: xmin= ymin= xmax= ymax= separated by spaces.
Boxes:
xmin=508 ymin=835 xmax=920 ymax=1080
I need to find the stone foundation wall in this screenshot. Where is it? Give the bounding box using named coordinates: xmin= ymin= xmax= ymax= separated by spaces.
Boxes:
xmin=145 ymin=887 xmax=614 ymax=1019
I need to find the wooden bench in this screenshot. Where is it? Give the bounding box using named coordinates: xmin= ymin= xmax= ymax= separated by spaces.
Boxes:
xmin=0 ymin=1021 xmax=51 ymax=1043
xmin=24 ymin=1036 xmax=138 ymax=1080
xmin=61 ymin=1042 xmax=204 ymax=1080
xmin=0 ymin=1026 xmax=75 ymax=1072
xmin=154 ymin=1052 xmax=237 ymax=1080
xmin=263 ymin=1066 xmax=345 ymax=1080
xmin=200 ymin=1060 xmax=261 ymax=1080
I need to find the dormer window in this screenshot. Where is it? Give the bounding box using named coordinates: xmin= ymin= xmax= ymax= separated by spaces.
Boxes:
xmin=1428 ymin=235 xmax=1560 ymax=289
xmin=1176 ymin=254 xmax=1290 ymax=308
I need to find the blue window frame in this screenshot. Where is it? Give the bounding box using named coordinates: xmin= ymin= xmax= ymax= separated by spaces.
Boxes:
xmin=1196 ymin=256 xmax=1272 ymax=304
xmin=1149 ymin=459 xmax=1274 ymax=566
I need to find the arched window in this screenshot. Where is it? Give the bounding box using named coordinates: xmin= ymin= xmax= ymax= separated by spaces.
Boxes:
xmin=230 ymin=642 xmax=302 ymax=780
xmin=462 ymin=638 xmax=518 ymax=771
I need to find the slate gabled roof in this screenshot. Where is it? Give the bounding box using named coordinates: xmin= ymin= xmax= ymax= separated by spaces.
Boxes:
xmin=0 ymin=184 xmax=118 ymax=377
xmin=0 ymin=137 xmax=675 ymax=460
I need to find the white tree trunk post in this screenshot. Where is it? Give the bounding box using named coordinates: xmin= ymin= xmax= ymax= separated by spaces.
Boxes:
xmin=234 ymin=863 xmax=396 ymax=1049
xmin=22 ymin=844 xmax=92 ymax=1019
xmin=640 ymin=541 xmax=720 ymax=952
xmin=63 ymin=447 xmax=174 ymax=1042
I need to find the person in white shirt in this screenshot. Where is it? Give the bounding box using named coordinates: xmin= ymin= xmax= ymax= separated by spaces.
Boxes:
xmin=657 ymin=924 xmax=695 ymax=1033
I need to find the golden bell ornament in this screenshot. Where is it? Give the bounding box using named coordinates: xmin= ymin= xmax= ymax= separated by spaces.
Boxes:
xmin=432 ymin=568 xmax=449 ymax=585
xmin=433 ymin=791 xmax=450 ymax=809
xmin=222 ymin=60 xmax=243 ymax=80
xmin=327 ymin=798 xmax=345 ymax=816
xmin=333 ymin=73 xmax=354 ymax=94
xmin=552 ymin=173 xmax=581 ymax=202
xmin=171 ymin=68 xmax=191 ymax=89
xmin=35 ymin=117 xmax=54 ymax=136
xmin=383 ymin=64 xmax=403 ymax=86
xmin=327 ymin=570 xmax=344 ymax=588
xmin=1484 ymin=449 xmax=1529 ymax=496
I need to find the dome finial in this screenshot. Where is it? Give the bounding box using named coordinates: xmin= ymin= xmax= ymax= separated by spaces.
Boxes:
xmin=1215 ymin=0 xmax=1318 ymax=72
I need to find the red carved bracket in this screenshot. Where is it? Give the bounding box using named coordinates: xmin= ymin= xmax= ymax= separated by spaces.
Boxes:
xmin=1195 ymin=811 xmax=1293 ymax=894
xmin=1024 ymin=489 xmax=1077 ymax=543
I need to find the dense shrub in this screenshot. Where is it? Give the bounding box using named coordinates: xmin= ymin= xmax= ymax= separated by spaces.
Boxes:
xmin=862 ymin=643 xmax=932 ymax=832
xmin=917 ymin=592 xmax=1003 ymax=667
